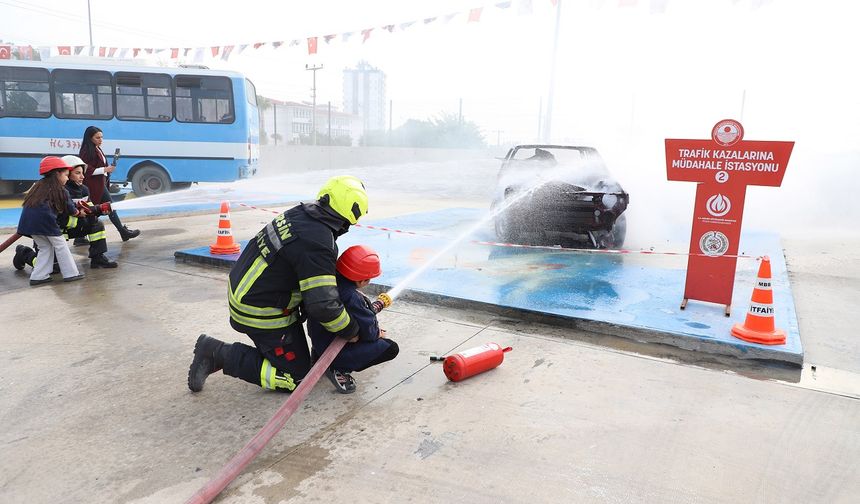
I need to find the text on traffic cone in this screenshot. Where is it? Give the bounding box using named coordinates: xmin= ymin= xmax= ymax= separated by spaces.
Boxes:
xmin=209 ymin=201 xmax=241 ymax=255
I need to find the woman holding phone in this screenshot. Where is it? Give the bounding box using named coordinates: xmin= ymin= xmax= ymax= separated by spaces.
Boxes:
xmin=79 ymin=126 xmax=140 ymax=241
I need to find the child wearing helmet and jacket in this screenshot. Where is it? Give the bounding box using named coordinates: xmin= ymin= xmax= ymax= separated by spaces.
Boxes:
xmin=308 ymin=244 xmax=399 ymax=393
xmin=15 ymin=156 xmax=86 ymax=285
xmin=13 ymin=156 xmax=118 ymax=272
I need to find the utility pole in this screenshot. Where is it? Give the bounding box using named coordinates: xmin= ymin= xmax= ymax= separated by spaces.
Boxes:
xmin=458 ymin=98 xmax=463 ymax=124
xmin=305 ymin=63 xmax=323 ymax=146
xmin=542 ymin=0 xmax=562 ymax=143
xmin=272 ymin=104 xmax=278 ymax=146
xmin=87 ymin=0 xmax=94 ymax=52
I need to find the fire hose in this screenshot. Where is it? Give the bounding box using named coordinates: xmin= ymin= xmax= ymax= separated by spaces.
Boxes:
xmin=185 ymin=293 xmax=392 ymax=504
xmin=0 ymin=233 xmax=22 ymax=254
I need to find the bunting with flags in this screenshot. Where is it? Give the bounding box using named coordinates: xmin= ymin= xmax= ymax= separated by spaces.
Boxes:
xmin=0 ymin=1 xmax=680 ymax=62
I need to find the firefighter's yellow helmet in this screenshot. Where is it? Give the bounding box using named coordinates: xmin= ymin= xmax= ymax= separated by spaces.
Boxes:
xmin=317 ymin=175 xmax=368 ymax=225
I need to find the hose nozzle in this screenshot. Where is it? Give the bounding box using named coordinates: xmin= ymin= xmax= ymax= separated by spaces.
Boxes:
xmin=371 ymin=292 xmax=393 ymax=314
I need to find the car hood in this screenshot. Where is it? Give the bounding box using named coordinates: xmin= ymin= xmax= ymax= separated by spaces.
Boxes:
xmin=494 ymin=160 xmax=624 ymax=200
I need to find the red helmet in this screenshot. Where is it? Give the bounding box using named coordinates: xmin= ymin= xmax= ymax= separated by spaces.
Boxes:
xmin=337 ymin=245 xmax=381 ymax=281
xmin=39 ymin=156 xmax=72 ymax=176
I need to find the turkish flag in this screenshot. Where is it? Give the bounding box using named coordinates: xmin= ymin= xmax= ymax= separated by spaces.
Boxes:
xmin=171 ymin=48 xmax=179 ymax=58
xmin=133 ymin=48 xmax=141 ymax=57
xmin=307 ymin=37 xmax=318 ymax=55
xmin=468 ymin=8 xmax=483 ymax=22
xmin=0 ymin=45 xmax=10 ymax=59
xmin=211 ymin=46 xmax=220 ymax=57
xmin=58 ymin=46 xmax=71 ymax=55
xmin=99 ymin=47 xmax=106 ymax=57
xmin=362 ymin=28 xmax=373 ymax=42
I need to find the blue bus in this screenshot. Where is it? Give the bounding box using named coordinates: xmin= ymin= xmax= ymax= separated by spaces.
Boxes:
xmin=0 ymin=59 xmax=259 ymax=196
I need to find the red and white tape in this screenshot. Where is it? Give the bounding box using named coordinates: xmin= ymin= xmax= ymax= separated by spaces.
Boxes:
xmin=236 ymin=202 xmax=756 ymax=260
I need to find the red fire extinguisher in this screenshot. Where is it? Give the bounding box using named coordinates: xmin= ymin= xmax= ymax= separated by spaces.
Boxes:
xmin=441 ymin=343 xmax=513 ymax=382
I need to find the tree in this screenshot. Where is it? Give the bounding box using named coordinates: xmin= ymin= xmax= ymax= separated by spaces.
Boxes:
xmin=256 ymin=95 xmax=271 ymax=145
xmin=361 ymin=113 xmax=485 ymax=148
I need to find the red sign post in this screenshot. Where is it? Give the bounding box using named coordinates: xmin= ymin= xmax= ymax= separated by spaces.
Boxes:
xmin=665 ymin=119 xmax=793 ymax=315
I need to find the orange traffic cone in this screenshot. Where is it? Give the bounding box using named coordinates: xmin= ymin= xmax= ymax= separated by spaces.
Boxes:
xmin=209 ymin=201 xmax=241 ymax=255
xmin=731 ymin=256 xmax=786 ymax=345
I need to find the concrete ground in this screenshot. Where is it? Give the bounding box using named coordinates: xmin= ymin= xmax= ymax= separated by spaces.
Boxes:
xmin=1 ymin=194 xmax=858 ymax=504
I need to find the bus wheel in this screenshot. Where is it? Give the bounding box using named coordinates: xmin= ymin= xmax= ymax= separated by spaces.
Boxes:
xmin=131 ymin=165 xmax=172 ymax=196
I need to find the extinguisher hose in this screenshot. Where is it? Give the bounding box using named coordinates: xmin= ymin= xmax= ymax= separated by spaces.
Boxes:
xmin=185 ymin=337 xmax=348 ymax=504
xmin=0 ymin=233 xmax=22 ymax=254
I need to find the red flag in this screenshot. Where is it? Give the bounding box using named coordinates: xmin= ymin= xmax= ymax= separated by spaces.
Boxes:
xmin=307 ymin=37 xmax=318 ymax=55
xmin=0 ymin=45 xmax=10 ymax=59
xmin=211 ymin=46 xmax=220 ymax=57
xmin=58 ymin=46 xmax=71 ymax=56
xmin=468 ymin=8 xmax=483 ymax=22
xmin=98 ymin=47 xmax=106 ymax=57
xmin=171 ymin=48 xmax=179 ymax=58
xmin=253 ymin=42 xmax=264 ymax=49
xmin=362 ymin=28 xmax=373 ymax=42
xmin=133 ymin=48 xmax=141 ymax=57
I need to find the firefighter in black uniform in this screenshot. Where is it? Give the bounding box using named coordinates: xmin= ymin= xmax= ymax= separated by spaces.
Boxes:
xmin=187 ymin=175 xmax=369 ymax=393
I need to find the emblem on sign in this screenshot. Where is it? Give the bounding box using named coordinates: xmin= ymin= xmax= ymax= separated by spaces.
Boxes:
xmin=699 ymin=231 xmax=730 ymax=257
xmin=706 ymin=194 xmax=731 ymax=217
xmin=712 ymin=119 xmax=744 ymax=147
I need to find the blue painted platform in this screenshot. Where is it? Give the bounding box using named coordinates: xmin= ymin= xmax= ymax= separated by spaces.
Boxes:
xmin=175 ymin=207 xmax=803 ymax=366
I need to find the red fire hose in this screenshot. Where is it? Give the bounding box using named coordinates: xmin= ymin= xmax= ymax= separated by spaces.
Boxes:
xmin=0 ymin=233 xmax=21 ymax=254
xmin=185 ymin=337 xmax=347 ymax=504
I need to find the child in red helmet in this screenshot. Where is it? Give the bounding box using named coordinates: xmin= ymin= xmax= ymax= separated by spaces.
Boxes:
xmin=15 ymin=157 xmax=86 ymax=285
xmin=308 ymin=244 xmax=399 ymax=393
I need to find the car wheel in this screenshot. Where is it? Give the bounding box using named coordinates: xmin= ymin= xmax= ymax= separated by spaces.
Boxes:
xmin=131 ymin=165 xmax=172 ymax=196
xmin=603 ymin=214 xmax=627 ymax=249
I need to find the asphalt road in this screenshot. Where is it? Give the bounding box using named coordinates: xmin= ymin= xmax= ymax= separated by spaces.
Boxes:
xmin=1 ymin=192 xmax=858 ymax=503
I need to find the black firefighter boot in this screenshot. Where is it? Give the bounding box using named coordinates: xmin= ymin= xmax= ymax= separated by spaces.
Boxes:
xmin=109 ymin=210 xmax=140 ymax=242
xmin=13 ymin=245 xmax=34 ymax=270
xmin=188 ymin=335 xmax=231 ymax=392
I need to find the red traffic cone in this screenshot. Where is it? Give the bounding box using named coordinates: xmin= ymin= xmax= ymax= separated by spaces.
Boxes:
xmin=731 ymin=256 xmax=786 ymax=345
xmin=209 ymin=201 xmax=241 ymax=255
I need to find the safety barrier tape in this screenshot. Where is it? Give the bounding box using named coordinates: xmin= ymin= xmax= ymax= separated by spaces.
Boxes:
xmin=236 ymin=202 xmax=757 ymax=260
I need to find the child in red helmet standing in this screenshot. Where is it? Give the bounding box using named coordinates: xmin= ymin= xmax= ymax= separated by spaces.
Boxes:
xmin=308 ymin=244 xmax=399 ymax=393
xmin=15 ymin=157 xmax=85 ymax=285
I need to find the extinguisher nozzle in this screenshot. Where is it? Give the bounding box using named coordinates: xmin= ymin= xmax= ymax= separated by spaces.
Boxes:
xmin=429 ymin=355 xmax=446 ymax=361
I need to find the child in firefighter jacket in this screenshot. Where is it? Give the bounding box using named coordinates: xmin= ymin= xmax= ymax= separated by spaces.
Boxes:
xmin=62 ymin=156 xmax=117 ymax=268
xmin=308 ymin=244 xmax=399 ymax=394
xmin=15 ymin=157 xmax=85 ymax=285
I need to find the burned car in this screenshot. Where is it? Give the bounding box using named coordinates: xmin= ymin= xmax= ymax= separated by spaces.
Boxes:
xmin=491 ymin=145 xmax=629 ymax=248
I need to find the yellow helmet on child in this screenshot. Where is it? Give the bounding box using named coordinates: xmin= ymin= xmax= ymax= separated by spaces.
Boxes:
xmin=317 ymin=175 xmax=368 ymax=225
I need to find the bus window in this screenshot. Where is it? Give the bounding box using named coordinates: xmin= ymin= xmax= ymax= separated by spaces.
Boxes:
xmin=0 ymin=66 xmax=51 ymax=118
xmin=52 ymin=69 xmax=113 ymax=119
xmin=245 ymin=78 xmax=257 ymax=106
xmin=116 ymin=72 xmax=173 ymax=121
xmin=174 ymin=75 xmax=234 ymax=123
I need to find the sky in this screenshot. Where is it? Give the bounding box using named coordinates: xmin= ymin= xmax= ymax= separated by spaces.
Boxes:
xmin=2 ymin=0 xmax=859 ymax=151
